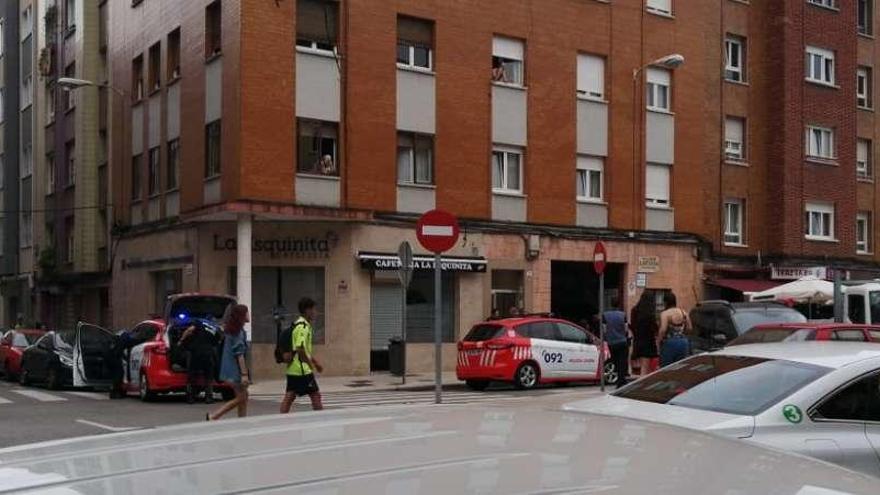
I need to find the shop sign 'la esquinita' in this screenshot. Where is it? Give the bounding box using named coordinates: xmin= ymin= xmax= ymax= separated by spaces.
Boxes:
xmin=212 ymin=232 xmax=339 ymax=259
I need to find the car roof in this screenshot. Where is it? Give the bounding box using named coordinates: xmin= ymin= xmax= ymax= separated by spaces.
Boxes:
xmin=750 ymin=322 xmax=880 ymax=330
xmin=713 ymin=342 xmax=880 ymax=368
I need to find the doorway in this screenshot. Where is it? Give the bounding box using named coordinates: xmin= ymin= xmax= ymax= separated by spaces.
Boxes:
xmin=551 ymin=261 xmax=623 ymax=332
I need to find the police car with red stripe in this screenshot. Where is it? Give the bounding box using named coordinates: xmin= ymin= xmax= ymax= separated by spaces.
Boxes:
xmin=456 ymin=314 xmax=614 ymax=390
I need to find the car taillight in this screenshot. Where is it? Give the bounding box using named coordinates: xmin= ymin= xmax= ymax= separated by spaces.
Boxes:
xmin=487 ymin=342 xmax=513 ymax=350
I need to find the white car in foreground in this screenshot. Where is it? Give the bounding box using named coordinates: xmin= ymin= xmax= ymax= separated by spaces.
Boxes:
xmin=565 ymin=342 xmax=880 ymax=477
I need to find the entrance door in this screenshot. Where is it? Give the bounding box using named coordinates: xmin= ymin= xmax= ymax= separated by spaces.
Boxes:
xmin=550 ymin=261 xmax=623 ymax=326
xmin=370 ymin=283 xmax=402 ymax=371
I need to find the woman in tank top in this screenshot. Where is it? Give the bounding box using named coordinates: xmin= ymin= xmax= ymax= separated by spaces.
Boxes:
xmin=657 ymin=292 xmax=691 ymax=367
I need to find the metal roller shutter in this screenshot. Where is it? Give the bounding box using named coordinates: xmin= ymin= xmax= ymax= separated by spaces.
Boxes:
xmin=371 ymin=283 xmax=402 ymax=351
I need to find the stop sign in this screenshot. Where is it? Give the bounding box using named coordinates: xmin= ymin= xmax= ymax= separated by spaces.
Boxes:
xmin=416 ymin=210 xmax=460 ymax=254
xmin=593 ymin=242 xmax=607 ymax=275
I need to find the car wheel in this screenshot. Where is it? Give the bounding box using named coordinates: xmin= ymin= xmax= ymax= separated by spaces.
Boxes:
xmin=46 ymin=367 xmax=61 ymax=390
xmin=514 ymin=362 xmax=539 ymax=390
xmin=466 ymin=380 xmax=490 ymax=391
xmin=220 ymin=388 xmax=235 ymax=401
xmin=18 ymin=368 xmax=29 ymax=386
xmin=139 ymin=374 xmax=157 ymax=402
xmin=603 ymin=362 xmax=618 ymax=386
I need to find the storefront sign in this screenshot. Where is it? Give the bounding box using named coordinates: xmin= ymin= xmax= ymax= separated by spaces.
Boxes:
xmin=358 ymin=252 xmax=487 ymax=273
xmin=771 ymin=266 xmax=827 ymax=280
xmin=213 ymin=232 xmax=339 ymax=259
xmin=122 ymin=255 xmax=195 ymax=270
xmin=637 ymin=256 xmax=660 ymax=273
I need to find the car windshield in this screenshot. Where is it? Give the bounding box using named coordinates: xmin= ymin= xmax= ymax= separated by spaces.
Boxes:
xmin=731 ymin=309 xmax=807 ymax=334
xmin=728 ymin=327 xmax=816 ymax=346
xmin=464 ymin=324 xmax=505 ymax=342
xmin=54 ymin=331 xmax=75 ymax=352
xmin=12 ymin=333 xmax=40 ymax=347
xmin=613 ymin=354 xmax=830 ymax=416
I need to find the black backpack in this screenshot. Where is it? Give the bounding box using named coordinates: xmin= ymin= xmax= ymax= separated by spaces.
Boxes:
xmin=274 ymin=320 xmax=305 ymax=364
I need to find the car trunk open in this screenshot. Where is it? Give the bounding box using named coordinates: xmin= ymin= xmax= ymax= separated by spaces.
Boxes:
xmin=164 ymin=295 xmax=235 ymax=373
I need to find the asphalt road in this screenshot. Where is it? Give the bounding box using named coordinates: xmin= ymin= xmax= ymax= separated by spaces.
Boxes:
xmin=0 ymin=380 xmax=602 ymax=449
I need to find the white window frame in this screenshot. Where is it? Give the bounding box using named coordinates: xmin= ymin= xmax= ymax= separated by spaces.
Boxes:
xmin=858 ymin=138 xmax=873 ymax=179
xmin=646 ymin=68 xmax=671 ymax=112
xmin=857 ymin=67 xmax=872 ymax=109
xmin=725 ymin=35 xmax=745 ymax=83
xmin=859 ymin=0 xmax=874 ymax=36
xmin=725 ymin=116 xmax=746 ymax=160
xmin=397 ymin=42 xmax=433 ymax=72
xmin=724 ymin=199 xmax=745 ymax=246
xmin=576 ymin=156 xmax=604 ymax=202
xmin=577 ymin=54 xmax=605 ymax=100
xmin=492 ymin=36 xmax=525 ymax=87
xmin=646 ymin=0 xmax=672 ymax=16
xmin=805 ymin=46 xmax=836 ymax=86
xmin=857 ymin=212 xmax=872 ymax=254
xmin=805 ymin=202 xmax=835 ymax=241
xmin=807 ymin=0 xmax=837 ymax=9
xmin=805 ymin=125 xmax=835 ymax=160
xmin=397 ymin=133 xmax=434 ymax=186
xmin=645 ymin=163 xmax=671 ymax=207
xmin=492 ymin=146 xmax=524 ymax=194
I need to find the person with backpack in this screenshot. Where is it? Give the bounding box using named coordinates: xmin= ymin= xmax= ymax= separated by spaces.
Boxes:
xmin=279 ymin=298 xmax=324 ymax=414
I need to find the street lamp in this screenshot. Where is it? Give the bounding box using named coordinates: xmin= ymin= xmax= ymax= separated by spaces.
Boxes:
xmin=631 ymin=54 xmax=685 ymax=228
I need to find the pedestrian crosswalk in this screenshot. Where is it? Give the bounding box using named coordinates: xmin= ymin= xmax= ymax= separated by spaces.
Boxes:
xmin=0 ymin=386 xmax=108 ymax=404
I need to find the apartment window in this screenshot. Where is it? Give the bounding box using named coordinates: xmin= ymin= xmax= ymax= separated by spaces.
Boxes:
xmin=857 ymin=212 xmax=872 ymax=253
xmin=807 ymin=0 xmax=836 ymax=8
xmin=859 ymin=0 xmax=874 ymax=35
xmin=646 ymin=68 xmax=671 ymax=111
xmin=148 ymin=147 xmax=160 ymax=196
xmin=65 ymin=218 xmax=74 ymax=264
xmin=725 ymin=116 xmax=746 ymax=160
xmin=148 ymin=42 xmax=161 ymax=93
xmin=21 ymin=6 xmax=31 ymax=37
xmin=21 ymin=144 xmax=32 ymax=177
xmin=131 ymin=154 xmax=143 ymax=200
xmin=65 ymin=141 xmax=75 ymax=186
xmin=646 ymin=0 xmax=672 ymax=15
xmin=20 ymin=213 xmax=32 ymax=249
xmin=858 ymin=67 xmax=873 ymax=109
xmin=46 ymin=154 xmax=55 ymax=194
xmin=0 ymin=155 xmax=4 ymax=190
xmin=205 ymin=0 xmax=222 ymax=58
xmin=805 ymin=202 xmax=835 ymax=240
xmin=858 ymin=138 xmax=873 ymax=179
xmin=0 ymin=20 xmax=4 ymax=56
xmin=397 ymin=133 xmax=434 ymax=185
xmin=805 ymin=125 xmax=835 ymax=159
xmin=576 ymin=156 xmax=603 ymax=201
xmin=167 ymin=28 xmax=181 ymax=80
xmin=167 ymin=139 xmax=180 ymax=190
xmin=724 ymin=199 xmax=745 ymax=245
xmin=646 ymin=163 xmax=671 ymax=207
xmin=492 ymin=147 xmax=523 ymax=193
xmin=492 ymin=36 xmax=524 ymax=86
xmin=725 ymin=35 xmax=746 ymax=82
xmin=21 ymin=37 xmax=32 ymax=109
xmin=65 ymin=0 xmax=76 ymax=31
xmin=297 ymin=119 xmax=338 ymax=176
xmin=0 ymin=88 xmax=4 ymax=123
xmin=47 ymin=86 xmax=55 ymax=123
xmin=132 ymin=55 xmax=144 ymax=101
xmin=397 ymin=17 xmax=433 ymax=71
xmin=62 ymin=62 xmax=75 ymax=110
xmin=577 ymin=54 xmax=605 ymax=99
xmin=296 ymin=0 xmax=338 ymax=52
xmin=805 ymin=46 xmax=835 ymax=86
xmin=205 ymin=120 xmax=222 ymax=178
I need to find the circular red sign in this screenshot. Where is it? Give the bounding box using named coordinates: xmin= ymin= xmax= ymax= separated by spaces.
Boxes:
xmin=593 ymin=242 xmax=607 ymax=275
xmin=416 ymin=210 xmax=460 ymax=254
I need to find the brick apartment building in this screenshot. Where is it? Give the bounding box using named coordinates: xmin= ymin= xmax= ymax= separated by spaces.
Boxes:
xmin=98 ymin=0 xmax=879 ymax=379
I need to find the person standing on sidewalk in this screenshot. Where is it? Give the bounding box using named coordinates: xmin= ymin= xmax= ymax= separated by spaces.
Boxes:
xmin=280 ymin=298 xmax=324 ymax=414
xmin=631 ymin=292 xmax=659 ymax=377
xmin=208 ymin=304 xmax=250 ymax=421
xmin=657 ymin=292 xmax=691 ymax=367
xmin=602 ymin=296 xmax=631 ymax=389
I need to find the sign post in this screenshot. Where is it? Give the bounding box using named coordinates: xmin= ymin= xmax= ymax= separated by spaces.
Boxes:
xmin=593 ymin=242 xmax=608 ymax=392
xmin=397 ymin=241 xmax=414 ymax=384
xmin=416 ymin=210 xmax=461 ymax=405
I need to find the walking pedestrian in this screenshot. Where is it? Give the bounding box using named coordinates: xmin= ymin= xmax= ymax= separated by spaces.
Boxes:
xmin=630 ymin=292 xmax=659 ymax=377
xmin=207 ymin=304 xmax=250 ymax=421
xmin=280 ymin=298 xmax=324 ymax=414
xmin=180 ymin=319 xmax=220 ymax=404
xmin=657 ymin=292 xmax=691 ymax=367
xmin=602 ymin=296 xmax=631 ymax=389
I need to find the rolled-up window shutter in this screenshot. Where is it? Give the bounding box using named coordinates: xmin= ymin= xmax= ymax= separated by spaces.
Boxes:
xmin=397 ymin=16 xmax=433 ymax=47
xmin=297 ymin=0 xmax=338 ymax=43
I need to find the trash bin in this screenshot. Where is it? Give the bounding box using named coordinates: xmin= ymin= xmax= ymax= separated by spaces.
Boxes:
xmin=388 ymin=337 xmax=405 ymax=377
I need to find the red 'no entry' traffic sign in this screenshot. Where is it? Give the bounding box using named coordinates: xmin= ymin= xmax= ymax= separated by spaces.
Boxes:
xmin=593 ymin=242 xmax=607 ymax=275
xmin=417 ymin=210 xmax=460 ymax=254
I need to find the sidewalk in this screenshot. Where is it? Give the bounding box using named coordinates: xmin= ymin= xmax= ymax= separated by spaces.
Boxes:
xmin=249 ymin=372 xmax=462 ymax=396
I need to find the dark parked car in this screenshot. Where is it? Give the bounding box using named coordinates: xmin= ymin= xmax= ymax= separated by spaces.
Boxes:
xmin=687 ymin=301 xmax=807 ymax=353
xmin=19 ymin=331 xmax=76 ymax=389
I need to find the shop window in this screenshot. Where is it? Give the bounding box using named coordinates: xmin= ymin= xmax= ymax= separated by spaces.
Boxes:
xmin=297 ymin=119 xmax=338 ymax=176
xmin=404 ymin=270 xmax=455 ymax=343
xmin=492 ymin=270 xmax=524 ymax=318
xmin=296 ymin=0 xmax=338 ymax=52
xmin=152 ymin=270 xmax=182 ymax=315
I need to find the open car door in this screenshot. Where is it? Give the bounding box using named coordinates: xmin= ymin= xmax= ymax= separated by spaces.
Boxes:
xmin=74 ymin=322 xmax=117 ymax=388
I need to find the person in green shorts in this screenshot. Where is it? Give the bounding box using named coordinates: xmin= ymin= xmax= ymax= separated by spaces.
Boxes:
xmin=280 ymin=297 xmax=324 ymax=414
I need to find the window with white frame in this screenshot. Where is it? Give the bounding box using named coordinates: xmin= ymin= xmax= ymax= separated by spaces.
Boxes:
xmin=397 ymin=133 xmax=434 ymax=185
xmin=65 ymin=0 xmax=76 ymax=31
xmin=646 ymin=0 xmax=672 ymax=15
xmin=577 ymin=54 xmax=605 ymax=100
xmin=646 ymin=68 xmax=671 ymax=112
xmin=807 ymin=0 xmax=836 ymax=8
xmin=492 ymin=36 xmax=524 ymax=86
xmin=858 ymin=66 xmax=873 ymax=108
xmin=804 ymin=202 xmax=835 ymax=240
xmin=576 ymin=156 xmax=603 ymax=201
xmin=805 ymin=125 xmax=835 ymax=159
xmin=297 ymin=119 xmax=338 ymax=176
xmin=725 ymin=116 xmax=746 ymax=160
xmin=397 ymin=16 xmax=433 ymax=71
xmin=724 ymin=199 xmax=745 ymax=245
xmin=725 ymin=35 xmax=746 ymax=82
xmin=857 ymin=212 xmax=872 ymax=253
xmin=646 ymin=163 xmax=671 ymax=207
xmin=21 ymin=144 xmax=32 ymax=178
xmin=296 ymin=0 xmax=338 ymax=52
xmin=859 ymin=0 xmax=873 ymax=36
xmin=806 ymin=46 xmax=835 ymax=86
xmin=858 ymin=138 xmax=873 ymax=179
xmin=492 ymin=146 xmax=523 ymax=193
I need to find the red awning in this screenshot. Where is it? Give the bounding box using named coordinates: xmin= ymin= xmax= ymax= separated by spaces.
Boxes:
xmin=708 ymin=278 xmax=782 ymax=294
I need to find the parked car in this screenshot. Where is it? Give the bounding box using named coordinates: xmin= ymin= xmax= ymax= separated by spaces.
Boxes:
xmin=18 ymin=331 xmax=76 ymax=389
xmin=729 ymin=323 xmax=880 ymax=346
xmin=565 ymin=342 xmax=880 ymax=478
xmin=687 ymin=300 xmax=807 ymax=353
xmin=457 ymin=314 xmax=612 ymax=390
xmin=0 ymin=329 xmax=45 ymax=381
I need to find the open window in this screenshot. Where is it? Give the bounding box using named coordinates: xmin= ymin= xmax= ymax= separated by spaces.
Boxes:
xmin=73 ymin=322 xmax=116 ymax=388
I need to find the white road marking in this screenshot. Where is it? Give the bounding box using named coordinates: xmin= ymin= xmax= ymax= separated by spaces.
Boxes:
xmin=10 ymin=389 xmax=67 ymax=402
xmin=64 ymin=391 xmax=109 ymax=401
xmin=75 ymin=419 xmax=138 ymax=432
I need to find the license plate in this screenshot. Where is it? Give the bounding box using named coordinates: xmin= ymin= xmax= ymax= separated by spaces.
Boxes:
xmin=467 ymin=350 xmax=482 ymax=356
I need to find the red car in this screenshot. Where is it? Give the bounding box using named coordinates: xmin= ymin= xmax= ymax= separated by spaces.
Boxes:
xmin=457 ymin=315 xmax=612 ymax=390
xmin=0 ymin=329 xmax=46 ymax=381
xmin=728 ymin=323 xmax=880 ymax=346
xmin=74 ymin=294 xmax=237 ymax=401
